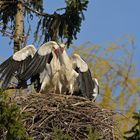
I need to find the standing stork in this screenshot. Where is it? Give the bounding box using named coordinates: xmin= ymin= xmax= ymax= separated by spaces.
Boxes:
xmin=58 ymin=43 xmax=79 ymax=95
xmin=57 ymin=43 xmax=99 ymax=100
xmin=0 ymin=45 xmax=36 ymax=90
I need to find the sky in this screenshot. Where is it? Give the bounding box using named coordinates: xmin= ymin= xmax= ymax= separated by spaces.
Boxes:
xmin=0 ymin=0 xmax=140 ymax=74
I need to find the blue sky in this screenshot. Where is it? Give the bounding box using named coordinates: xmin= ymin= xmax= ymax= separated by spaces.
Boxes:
xmin=0 ymin=0 xmax=140 ymax=74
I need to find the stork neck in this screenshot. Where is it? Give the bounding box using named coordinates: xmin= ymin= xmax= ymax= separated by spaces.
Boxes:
xmin=59 ymin=50 xmax=71 ymax=66
xmin=52 ymin=51 xmax=60 ymax=65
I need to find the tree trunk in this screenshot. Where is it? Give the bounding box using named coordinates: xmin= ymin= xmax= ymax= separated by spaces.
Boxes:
xmin=14 ymin=1 xmax=24 ymax=53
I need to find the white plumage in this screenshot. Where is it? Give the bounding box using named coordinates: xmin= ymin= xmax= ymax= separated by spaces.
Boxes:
xmin=58 ymin=44 xmax=79 ymax=95
xmin=71 ymin=53 xmax=88 ymax=72
xmin=19 ymin=41 xmax=62 ymax=93
xmin=57 ymin=44 xmax=99 ymax=100
xmin=13 ymin=45 xmax=36 ymax=61
xmin=70 ymin=53 xmax=99 ymax=100
xmin=92 ymin=78 xmax=99 ymax=101
xmin=0 ymin=41 xmax=62 ymax=92
xmin=39 ymin=44 xmax=62 ymax=93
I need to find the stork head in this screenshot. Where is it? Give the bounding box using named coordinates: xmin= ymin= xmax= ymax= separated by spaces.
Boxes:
xmin=59 ymin=43 xmax=66 ymax=53
xmin=53 ymin=42 xmax=67 ymax=58
xmin=57 ymin=42 xmax=68 ymax=53
xmin=51 ymin=41 xmax=61 ymax=58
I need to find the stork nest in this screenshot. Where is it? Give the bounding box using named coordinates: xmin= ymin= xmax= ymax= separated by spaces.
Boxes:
xmin=6 ymin=92 xmax=120 ymax=140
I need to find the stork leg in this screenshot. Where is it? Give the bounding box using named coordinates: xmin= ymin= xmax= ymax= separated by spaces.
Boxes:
xmin=58 ymin=82 xmax=62 ymax=94
xmin=70 ymin=83 xmax=74 ymax=96
xmin=39 ymin=76 xmax=50 ymax=93
xmin=69 ymin=71 xmax=78 ymax=95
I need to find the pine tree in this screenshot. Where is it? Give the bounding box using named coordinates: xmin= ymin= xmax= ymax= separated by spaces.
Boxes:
xmin=0 ymin=91 xmax=32 ymax=139
xmin=0 ymin=0 xmax=43 ymax=52
xmin=0 ymin=0 xmax=88 ymax=52
xmin=124 ymin=111 xmax=140 ymax=140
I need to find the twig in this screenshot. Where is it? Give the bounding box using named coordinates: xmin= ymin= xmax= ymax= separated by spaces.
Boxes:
xmin=23 ymin=2 xmax=54 ymax=18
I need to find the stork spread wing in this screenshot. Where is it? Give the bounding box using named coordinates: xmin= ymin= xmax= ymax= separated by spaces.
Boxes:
xmin=19 ymin=42 xmax=54 ymax=82
xmin=0 ymin=45 xmax=36 ymax=89
xmin=19 ymin=52 xmax=53 ymax=81
xmin=71 ymin=54 xmax=97 ymax=99
xmin=75 ymin=68 xmax=96 ymax=99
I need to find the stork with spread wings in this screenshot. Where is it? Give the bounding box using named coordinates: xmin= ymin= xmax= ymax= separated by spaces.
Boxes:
xmin=0 ymin=41 xmax=61 ymax=93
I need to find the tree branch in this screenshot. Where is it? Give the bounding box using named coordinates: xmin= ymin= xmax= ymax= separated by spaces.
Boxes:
xmin=23 ymin=2 xmax=55 ymax=18
xmin=0 ymin=29 xmax=13 ymax=39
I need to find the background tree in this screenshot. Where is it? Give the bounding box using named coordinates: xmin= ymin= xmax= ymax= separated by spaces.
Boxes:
xmin=72 ymin=34 xmax=140 ymax=136
xmin=124 ymin=111 xmax=140 ymax=140
xmin=0 ymin=0 xmax=43 ymax=52
xmin=0 ymin=0 xmax=88 ymax=53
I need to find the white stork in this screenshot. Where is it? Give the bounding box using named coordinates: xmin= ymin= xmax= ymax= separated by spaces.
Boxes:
xmin=57 ymin=43 xmax=79 ymax=95
xmin=57 ymin=43 xmax=99 ymax=100
xmin=19 ymin=41 xmax=63 ymax=93
xmin=0 ymin=41 xmax=63 ymax=93
xmin=0 ymin=45 xmax=36 ymax=89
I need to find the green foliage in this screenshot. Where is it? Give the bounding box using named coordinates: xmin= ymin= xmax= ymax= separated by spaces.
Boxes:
xmin=0 ymin=0 xmax=18 ymax=30
xmin=124 ymin=111 xmax=140 ymax=140
xmin=25 ymin=0 xmax=43 ymax=12
xmin=35 ymin=0 xmax=89 ymax=45
xmin=52 ymin=127 xmax=71 ymax=140
xmin=87 ymin=126 xmax=101 ymax=140
xmin=0 ymin=0 xmax=88 ymax=47
xmin=0 ymin=0 xmax=43 ymax=30
xmin=0 ymin=91 xmax=32 ymax=140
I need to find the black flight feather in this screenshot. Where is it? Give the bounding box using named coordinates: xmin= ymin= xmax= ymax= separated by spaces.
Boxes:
xmin=19 ymin=52 xmax=53 ymax=81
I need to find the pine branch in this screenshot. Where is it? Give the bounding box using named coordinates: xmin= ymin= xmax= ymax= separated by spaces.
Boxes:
xmin=23 ymin=2 xmax=54 ymax=18
xmin=0 ymin=29 xmax=13 ymax=38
